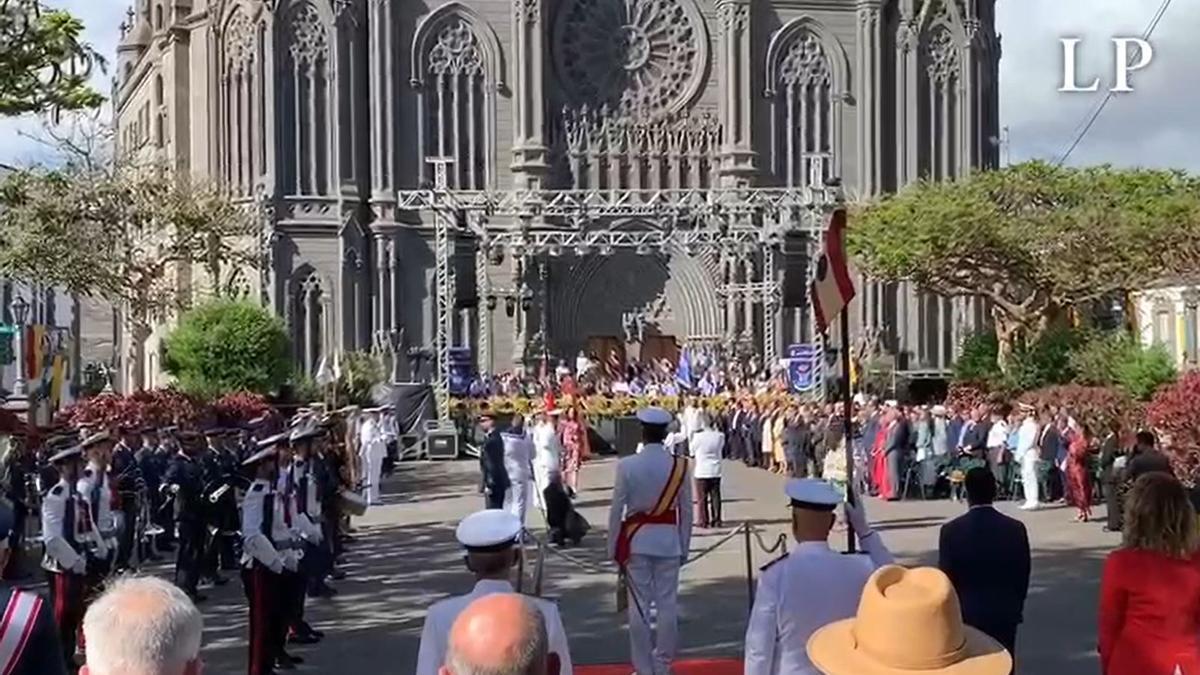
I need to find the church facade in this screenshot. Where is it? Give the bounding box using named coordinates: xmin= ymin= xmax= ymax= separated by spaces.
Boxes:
xmin=113 ymin=0 xmax=1000 ymax=387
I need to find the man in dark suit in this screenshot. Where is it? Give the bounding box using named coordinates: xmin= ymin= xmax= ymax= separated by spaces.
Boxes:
xmin=1036 ymin=410 xmax=1063 ymax=501
xmin=958 ymin=406 xmax=990 ymax=460
xmin=478 ymin=412 xmax=509 ymax=509
xmin=883 ymin=404 xmax=910 ymax=500
xmin=938 ymin=468 xmax=1030 ymax=670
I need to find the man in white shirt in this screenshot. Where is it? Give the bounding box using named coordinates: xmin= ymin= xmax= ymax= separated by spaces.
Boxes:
xmin=690 ymin=415 xmax=725 ymax=528
xmin=985 ymin=408 xmax=1011 ymax=486
xmin=416 ymin=510 xmax=572 ymax=675
xmin=607 ymin=407 xmax=693 ymax=675
xmin=1015 ymin=404 xmax=1042 ymax=510
xmin=744 ymin=479 xmax=894 ymax=675
xmin=500 ymin=417 xmax=535 ymax=526
xmin=531 ymin=411 xmax=562 ymax=510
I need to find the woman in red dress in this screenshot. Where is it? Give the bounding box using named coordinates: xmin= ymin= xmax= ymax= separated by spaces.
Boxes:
xmin=870 ymin=410 xmax=894 ymax=500
xmin=1099 ymin=472 xmax=1200 ymax=675
xmin=1065 ymin=420 xmax=1094 ymax=521
xmin=558 ymin=407 xmax=590 ymax=494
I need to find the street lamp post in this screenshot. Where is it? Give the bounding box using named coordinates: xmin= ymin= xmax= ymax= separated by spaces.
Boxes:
xmin=8 ymin=294 xmax=30 ymax=406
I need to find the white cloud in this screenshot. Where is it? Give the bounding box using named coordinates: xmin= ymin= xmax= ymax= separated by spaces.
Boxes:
xmin=1 ymin=0 xmax=1195 ymax=170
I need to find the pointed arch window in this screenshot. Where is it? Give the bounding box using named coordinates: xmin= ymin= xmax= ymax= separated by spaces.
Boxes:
xmin=281 ymin=2 xmax=331 ymax=196
xmin=765 ymin=21 xmax=845 ymax=187
xmin=411 ymin=7 xmax=502 ymax=189
xmin=922 ymin=24 xmax=962 ymax=180
xmin=291 ymin=272 xmax=326 ymax=375
xmin=220 ymin=9 xmax=260 ymax=197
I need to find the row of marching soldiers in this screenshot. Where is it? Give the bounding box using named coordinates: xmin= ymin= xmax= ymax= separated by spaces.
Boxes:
xmin=29 ymin=404 xmax=367 ymax=674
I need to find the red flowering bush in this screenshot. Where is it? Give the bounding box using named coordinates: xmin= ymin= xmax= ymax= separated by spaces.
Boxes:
xmin=1018 ymin=384 xmax=1143 ymax=440
xmin=945 ymin=381 xmax=994 ymax=413
xmin=57 ymin=388 xmax=202 ymax=429
xmin=211 ymin=391 xmax=272 ymax=426
xmin=1147 ymin=372 xmax=1200 ymax=486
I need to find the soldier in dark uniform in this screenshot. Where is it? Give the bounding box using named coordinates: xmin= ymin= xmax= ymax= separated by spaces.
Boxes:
xmin=41 ymin=444 xmax=91 ymax=667
xmin=478 ymin=411 xmax=509 ymax=509
xmin=150 ymin=427 xmax=178 ymax=552
xmin=0 ymin=501 xmax=68 ymax=674
xmin=163 ymin=431 xmax=207 ymax=602
xmin=135 ymin=427 xmax=165 ymax=563
xmin=200 ymin=429 xmax=241 ymax=585
xmin=2 ymin=433 xmax=38 ymax=580
xmin=109 ymin=425 xmax=141 ymax=572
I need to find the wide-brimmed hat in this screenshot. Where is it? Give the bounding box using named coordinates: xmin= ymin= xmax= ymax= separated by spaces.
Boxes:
xmin=807 ymin=566 xmax=1011 ymax=675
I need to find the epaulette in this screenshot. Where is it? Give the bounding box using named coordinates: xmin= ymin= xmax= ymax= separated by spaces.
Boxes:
xmin=760 ymin=553 xmax=788 ymax=572
xmin=50 ymin=485 xmax=63 ymax=496
xmin=251 ymin=483 xmax=264 ymax=492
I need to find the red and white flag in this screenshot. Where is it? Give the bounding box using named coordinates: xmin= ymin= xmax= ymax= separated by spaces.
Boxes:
xmin=810 ymin=208 xmax=856 ymax=333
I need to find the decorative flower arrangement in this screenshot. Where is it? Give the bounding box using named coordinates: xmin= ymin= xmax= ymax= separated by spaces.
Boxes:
xmin=450 ymin=391 xmax=807 ymax=421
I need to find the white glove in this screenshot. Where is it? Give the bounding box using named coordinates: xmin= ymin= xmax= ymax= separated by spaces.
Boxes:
xmin=71 ymin=559 xmax=87 ymax=575
xmin=844 ymin=501 xmax=873 ymax=539
xmin=270 ymin=561 xmax=284 ymax=574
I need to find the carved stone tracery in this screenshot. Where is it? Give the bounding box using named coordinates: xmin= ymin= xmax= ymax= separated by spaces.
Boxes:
xmin=553 ymin=0 xmax=708 ymax=118
xmin=428 ymin=20 xmax=484 ymax=76
xmin=925 ymin=26 xmax=959 ymax=82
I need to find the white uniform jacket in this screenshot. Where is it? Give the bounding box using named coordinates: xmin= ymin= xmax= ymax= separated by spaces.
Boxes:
xmin=40 ymin=480 xmax=87 ymax=574
xmin=744 ymin=534 xmax=895 ymax=675
xmin=691 ymin=430 xmax=725 ymax=480
xmin=76 ymin=462 xmax=115 ymax=553
xmin=415 ymin=579 xmax=572 ymax=675
xmin=241 ymin=479 xmax=285 ymax=573
xmin=606 ymin=443 xmax=693 ymax=560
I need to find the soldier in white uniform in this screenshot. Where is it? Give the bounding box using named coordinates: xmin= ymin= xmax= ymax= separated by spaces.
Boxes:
xmin=239 ymin=435 xmax=289 ymax=675
xmin=42 ymin=444 xmax=92 ymax=666
xmin=416 ymin=509 xmax=572 ymax=675
xmin=743 ymin=479 xmax=895 ymax=675
xmin=358 ymin=408 xmax=387 ymax=505
xmin=501 ymin=418 xmax=535 ymax=526
xmin=531 ymin=411 xmax=562 ymax=510
xmin=606 ymin=407 xmax=693 ymax=675
xmin=76 ymin=432 xmax=117 ymax=576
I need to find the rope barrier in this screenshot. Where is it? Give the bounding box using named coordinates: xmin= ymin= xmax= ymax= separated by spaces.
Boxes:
xmin=748 ymin=527 xmax=789 ymax=557
xmin=680 ymin=524 xmax=750 ymax=567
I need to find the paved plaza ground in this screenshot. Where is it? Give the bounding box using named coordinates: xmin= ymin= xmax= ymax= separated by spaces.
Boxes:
xmin=195 ymin=456 xmax=1119 ymax=674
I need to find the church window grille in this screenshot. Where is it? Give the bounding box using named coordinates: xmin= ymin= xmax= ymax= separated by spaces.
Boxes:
xmin=291 ymin=273 xmax=326 ymax=375
xmin=221 ymin=9 xmax=260 ymax=197
xmin=767 ymin=27 xmax=836 ymax=187
xmin=281 ymin=2 xmax=332 ymax=196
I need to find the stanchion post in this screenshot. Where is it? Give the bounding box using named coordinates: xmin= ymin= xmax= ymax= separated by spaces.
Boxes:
xmin=840 ymin=305 xmax=856 ymax=554
xmin=743 ymin=524 xmax=754 ymax=615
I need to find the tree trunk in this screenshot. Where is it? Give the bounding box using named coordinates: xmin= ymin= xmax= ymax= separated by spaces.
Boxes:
xmin=994 ymin=315 xmax=1020 ymax=374
xmin=129 ymin=322 xmax=152 ymax=391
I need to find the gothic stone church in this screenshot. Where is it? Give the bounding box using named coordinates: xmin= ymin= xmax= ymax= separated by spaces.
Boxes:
xmin=113 ymin=0 xmax=999 ymax=387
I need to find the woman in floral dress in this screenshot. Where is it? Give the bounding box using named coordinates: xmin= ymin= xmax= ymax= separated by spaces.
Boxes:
xmin=558 ymin=406 xmax=590 ymax=494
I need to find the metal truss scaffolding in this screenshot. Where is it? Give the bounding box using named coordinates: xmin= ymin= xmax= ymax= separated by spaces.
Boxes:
xmin=408 ymin=160 xmax=841 ymax=420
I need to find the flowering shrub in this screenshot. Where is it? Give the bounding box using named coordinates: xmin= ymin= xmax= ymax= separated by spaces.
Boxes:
xmin=1017 ymin=384 xmax=1143 ymax=440
xmin=1146 ymin=372 xmax=1200 ymax=486
xmin=945 ymin=381 xmax=993 ymax=413
xmin=211 ymin=391 xmax=272 ymax=426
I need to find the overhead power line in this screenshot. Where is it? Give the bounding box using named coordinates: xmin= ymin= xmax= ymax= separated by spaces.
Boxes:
xmin=1054 ymin=0 xmax=1174 ymax=166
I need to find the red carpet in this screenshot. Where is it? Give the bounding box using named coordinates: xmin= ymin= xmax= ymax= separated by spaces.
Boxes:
xmin=577 ymin=658 xmax=742 ymax=674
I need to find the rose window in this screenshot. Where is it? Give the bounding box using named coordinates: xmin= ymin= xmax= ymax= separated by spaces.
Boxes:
xmin=553 ymin=0 xmax=707 ymax=117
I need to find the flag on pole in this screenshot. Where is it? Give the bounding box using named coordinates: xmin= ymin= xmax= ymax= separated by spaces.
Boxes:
xmin=810 ymin=208 xmax=856 ymax=333
xmin=675 ymin=346 xmax=693 ymax=390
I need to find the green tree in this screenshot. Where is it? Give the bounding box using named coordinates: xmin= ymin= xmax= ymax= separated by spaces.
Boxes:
xmin=0 ymin=119 xmax=258 ymax=388
xmin=336 ymin=351 xmax=387 ymax=406
xmin=849 ymin=162 xmax=1200 ymax=371
xmin=162 ymin=299 xmax=291 ymax=399
xmin=0 ymin=1 xmax=104 ymax=116
xmin=953 ymin=332 xmax=1001 ymax=383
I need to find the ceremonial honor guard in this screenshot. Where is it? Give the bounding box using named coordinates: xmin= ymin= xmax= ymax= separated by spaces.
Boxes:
xmin=606 ymin=407 xmax=692 ymax=675
xmin=500 ymin=417 xmax=534 ymax=525
xmin=416 ymin=509 xmax=572 ymax=675
xmin=110 ymin=425 xmax=142 ymax=571
xmin=241 ymin=434 xmax=291 ymax=675
xmin=77 ymin=432 xmax=117 ymax=594
xmin=202 ymin=428 xmax=242 ymax=583
xmin=276 ymin=434 xmax=322 ymax=649
xmin=358 ymin=408 xmax=387 ymax=506
xmin=164 ymin=431 xmax=207 ymax=602
xmin=743 ymin=479 xmax=894 ymax=675
xmin=289 ymin=418 xmax=333 ymax=598
xmin=41 ymin=444 xmax=91 ymax=666
xmin=0 ymin=502 xmax=68 ymax=674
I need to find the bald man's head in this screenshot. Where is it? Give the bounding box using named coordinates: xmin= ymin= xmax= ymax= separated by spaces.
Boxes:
xmin=81 ymin=576 xmax=203 ymax=675
xmin=441 ymin=593 xmax=549 ymax=675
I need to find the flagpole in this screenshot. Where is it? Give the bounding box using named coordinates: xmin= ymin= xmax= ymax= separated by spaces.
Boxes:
xmin=840 ymin=305 xmax=856 ymax=555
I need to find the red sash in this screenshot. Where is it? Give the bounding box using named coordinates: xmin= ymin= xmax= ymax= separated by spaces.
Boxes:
xmin=614 ymin=456 xmax=688 ymax=567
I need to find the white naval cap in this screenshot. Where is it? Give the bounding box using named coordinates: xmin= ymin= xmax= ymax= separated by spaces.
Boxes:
xmin=455 ymin=509 xmax=522 ymax=552
xmin=785 ymin=478 xmax=842 ymax=512
xmin=884 ymin=399 xmax=899 ymax=408
xmin=256 ymin=432 xmax=290 ymax=450
xmin=48 ymin=445 xmax=84 ymax=464
xmin=241 ymin=447 xmax=278 ymax=467
xmin=636 ymin=406 xmax=673 ymax=426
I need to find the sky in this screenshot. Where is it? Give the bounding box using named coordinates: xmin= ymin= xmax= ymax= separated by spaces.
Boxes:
xmin=1 ymin=0 xmax=1196 ymax=170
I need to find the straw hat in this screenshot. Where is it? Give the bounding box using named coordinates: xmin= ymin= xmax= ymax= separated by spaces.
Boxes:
xmin=807 ymin=566 xmax=1011 ymax=675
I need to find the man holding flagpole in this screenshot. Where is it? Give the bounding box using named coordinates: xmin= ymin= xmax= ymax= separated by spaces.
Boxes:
xmin=809 ymin=208 xmax=859 ymax=551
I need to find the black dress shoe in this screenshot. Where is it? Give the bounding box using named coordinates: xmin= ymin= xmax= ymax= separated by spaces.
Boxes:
xmin=288 ymin=632 xmax=320 ymax=645
xmin=330 ymin=569 xmax=347 ymax=580
xmin=211 ymin=575 xmax=229 ymax=586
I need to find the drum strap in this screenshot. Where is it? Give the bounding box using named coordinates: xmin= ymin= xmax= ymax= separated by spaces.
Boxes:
xmin=0 ymin=590 xmax=42 ymax=675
